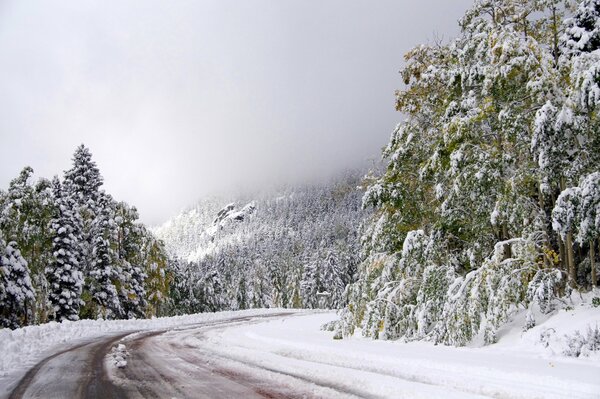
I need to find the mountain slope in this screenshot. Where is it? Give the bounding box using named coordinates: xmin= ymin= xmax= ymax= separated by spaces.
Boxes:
xmin=154 ymin=171 xmax=369 ymax=313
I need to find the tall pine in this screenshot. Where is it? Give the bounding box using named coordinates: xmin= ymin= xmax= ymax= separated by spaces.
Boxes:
xmin=45 ymin=177 xmax=84 ymax=322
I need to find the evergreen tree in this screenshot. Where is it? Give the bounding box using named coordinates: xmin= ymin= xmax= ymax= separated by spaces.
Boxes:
xmin=45 ymin=177 xmax=84 ymax=321
xmin=64 ymin=144 xmax=104 ymax=207
xmin=577 ymin=173 xmax=600 ymax=287
xmin=0 ymin=167 xmax=55 ymax=324
xmin=88 ymin=193 xmax=121 ymax=319
xmin=114 ymin=202 xmax=147 ymax=318
xmin=0 ymin=239 xmax=35 ymax=328
xmin=63 ymin=144 xmax=104 ymax=275
xmin=141 ymin=234 xmax=170 ymax=317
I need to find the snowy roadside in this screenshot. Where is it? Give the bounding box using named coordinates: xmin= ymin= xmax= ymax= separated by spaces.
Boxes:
xmin=0 ymin=308 xmax=305 ymax=396
xmin=187 ymin=301 xmax=600 ymax=399
xmin=2 ymin=299 xmax=599 ymax=399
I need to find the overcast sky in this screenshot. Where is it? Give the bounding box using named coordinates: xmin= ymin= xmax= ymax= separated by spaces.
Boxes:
xmin=0 ymin=0 xmax=473 ymax=225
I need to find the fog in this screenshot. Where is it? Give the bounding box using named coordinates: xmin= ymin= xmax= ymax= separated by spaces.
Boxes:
xmin=0 ymin=0 xmax=473 ymax=224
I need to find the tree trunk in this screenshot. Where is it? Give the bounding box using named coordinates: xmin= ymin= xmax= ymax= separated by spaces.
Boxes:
xmin=591 ymin=240 xmax=597 ymax=288
xmin=502 ymin=224 xmax=511 ymax=260
xmin=566 ymin=232 xmax=577 ymax=287
xmin=538 ymin=186 xmax=552 ymax=268
xmin=552 ymin=7 xmax=559 ymax=66
xmin=560 ymin=177 xmax=577 ymax=287
xmin=558 ymin=236 xmax=566 ymax=271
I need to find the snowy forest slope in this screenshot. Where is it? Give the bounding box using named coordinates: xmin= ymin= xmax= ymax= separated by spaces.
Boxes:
xmin=154 ymin=171 xmax=369 ymax=313
xmin=336 ymin=0 xmax=600 ymax=353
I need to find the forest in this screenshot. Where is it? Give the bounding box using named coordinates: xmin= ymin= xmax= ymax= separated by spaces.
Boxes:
xmin=338 ymin=0 xmax=600 ymax=346
xmin=155 ymin=173 xmax=367 ymax=314
xmin=0 ymin=145 xmax=171 ymax=328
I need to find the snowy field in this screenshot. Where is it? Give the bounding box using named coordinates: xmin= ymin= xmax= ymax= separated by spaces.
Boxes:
xmin=1 ymin=300 xmax=599 ymax=399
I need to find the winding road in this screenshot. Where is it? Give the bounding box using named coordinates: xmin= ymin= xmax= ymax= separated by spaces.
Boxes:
xmin=8 ymin=310 xmax=599 ymax=399
xmin=7 ymin=313 xmax=324 ymax=399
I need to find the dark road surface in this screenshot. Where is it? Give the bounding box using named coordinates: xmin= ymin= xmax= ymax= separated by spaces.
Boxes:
xmin=7 ymin=313 xmax=324 ymax=399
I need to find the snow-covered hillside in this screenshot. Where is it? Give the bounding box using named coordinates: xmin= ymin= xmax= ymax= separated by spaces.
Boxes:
xmin=154 ymin=172 xmax=369 ymax=313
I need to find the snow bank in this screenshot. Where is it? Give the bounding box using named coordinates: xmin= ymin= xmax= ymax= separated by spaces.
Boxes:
xmin=0 ymin=308 xmax=303 ymax=395
xmin=190 ymin=301 xmax=600 ymax=399
xmin=491 ymin=290 xmax=600 ymax=359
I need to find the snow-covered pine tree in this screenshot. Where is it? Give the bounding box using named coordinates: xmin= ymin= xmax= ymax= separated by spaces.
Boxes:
xmin=113 ymin=202 xmax=147 ymax=319
xmin=0 ymin=238 xmax=35 ymax=328
xmin=552 ymin=172 xmax=600 ymax=287
xmin=563 ymin=0 xmax=600 ymax=55
xmin=64 ymin=145 xmax=104 ymax=208
xmin=301 ymin=256 xmax=321 ymax=309
xmin=45 ymin=177 xmax=84 ymax=322
xmin=0 ymin=167 xmax=56 ymax=324
xmin=63 ymin=145 xmax=104 ymax=276
xmin=89 ymin=193 xmax=122 ymax=319
xmin=140 ymin=233 xmax=170 ymax=317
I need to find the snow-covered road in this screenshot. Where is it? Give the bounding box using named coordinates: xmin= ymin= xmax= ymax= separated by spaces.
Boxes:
xmin=4 ymin=313 xmax=305 ymax=399
xmin=9 ymin=331 xmax=131 ymax=399
xmin=2 ymin=309 xmax=599 ymax=399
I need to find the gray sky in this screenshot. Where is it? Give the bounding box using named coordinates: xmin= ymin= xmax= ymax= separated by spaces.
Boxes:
xmin=0 ymin=0 xmax=473 ymax=225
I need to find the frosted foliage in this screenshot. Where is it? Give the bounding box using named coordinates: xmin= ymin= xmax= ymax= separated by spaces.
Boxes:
xmin=527 ymin=268 xmax=562 ymax=314
xmin=551 ymin=172 xmax=600 ymax=244
xmin=563 ymin=325 xmax=600 ymax=357
xmin=564 ymin=0 xmax=600 ymax=54
xmin=90 ymin=235 xmax=122 ymax=319
xmin=552 ymin=187 xmax=581 ymax=239
xmin=577 ymin=172 xmax=600 ymax=243
xmin=63 ymin=145 xmax=103 ymax=203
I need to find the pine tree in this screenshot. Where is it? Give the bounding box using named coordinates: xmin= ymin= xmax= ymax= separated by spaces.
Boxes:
xmin=64 ymin=145 xmax=104 ymax=207
xmin=45 ymin=177 xmax=84 ymax=322
xmin=0 ymin=167 xmax=55 ymax=324
xmin=89 ymin=193 xmax=121 ymax=319
xmin=0 ymin=239 xmax=35 ymax=328
xmin=114 ymin=202 xmax=147 ymax=318
xmin=563 ymin=0 xmax=600 ymax=55
xmin=141 ymin=234 xmax=170 ymax=317
xmin=63 ymin=144 xmax=104 ymax=275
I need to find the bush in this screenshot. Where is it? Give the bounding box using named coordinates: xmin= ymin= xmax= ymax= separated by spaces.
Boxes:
xmin=563 ymin=325 xmax=600 ymax=357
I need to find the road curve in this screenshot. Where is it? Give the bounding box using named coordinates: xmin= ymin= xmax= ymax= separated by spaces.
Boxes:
xmin=7 ymin=313 xmax=316 ymax=399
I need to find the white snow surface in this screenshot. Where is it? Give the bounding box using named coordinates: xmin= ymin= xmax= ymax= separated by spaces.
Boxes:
xmin=1 ymin=300 xmax=599 ymax=398
xmin=186 ymin=303 xmax=600 ymax=398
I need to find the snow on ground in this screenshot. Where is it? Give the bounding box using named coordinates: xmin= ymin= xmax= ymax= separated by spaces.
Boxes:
xmin=0 ymin=308 xmax=303 ymax=396
xmin=185 ymin=300 xmax=600 ymax=399
xmin=1 ymin=296 xmax=599 ymax=398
